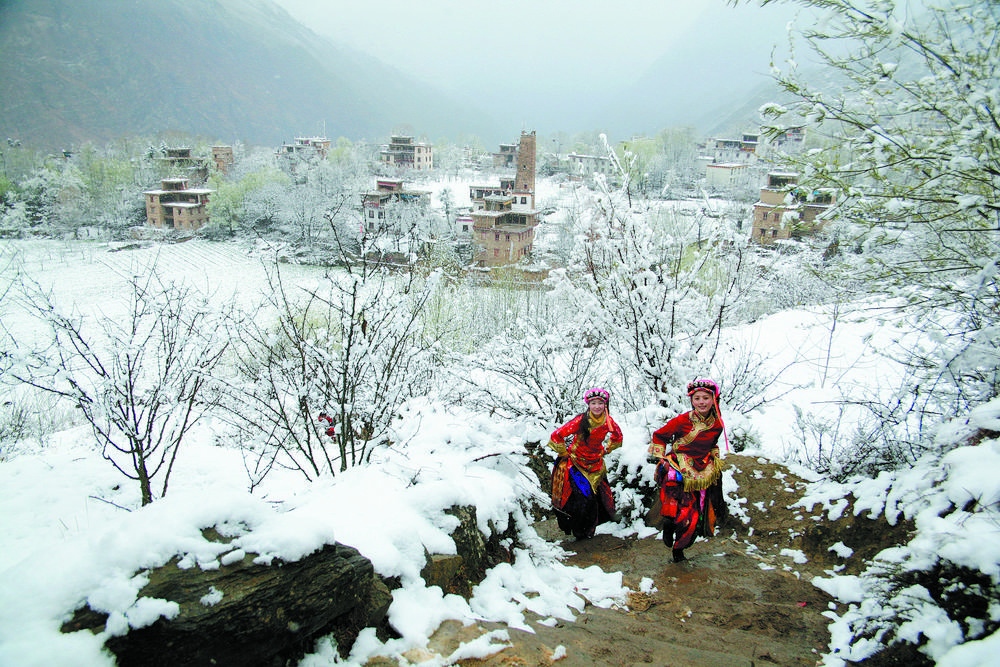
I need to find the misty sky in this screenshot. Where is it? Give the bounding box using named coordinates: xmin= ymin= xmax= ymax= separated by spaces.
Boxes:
xmin=275 ymin=1 xmax=738 ymax=85
xmin=276 ymin=0 xmax=795 ymax=132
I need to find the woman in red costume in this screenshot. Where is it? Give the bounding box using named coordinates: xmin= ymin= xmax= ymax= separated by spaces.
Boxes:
xmin=649 ymin=378 xmax=729 ymax=562
xmin=547 ymin=387 xmax=624 ymax=540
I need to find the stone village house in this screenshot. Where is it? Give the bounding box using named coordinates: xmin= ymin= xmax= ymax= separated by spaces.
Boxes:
xmin=379 ymin=135 xmax=434 ymax=170
xmin=361 ymin=179 xmax=431 ymax=233
xmin=144 ymin=177 xmax=212 ymax=231
xmin=751 ymin=171 xmax=836 ymax=244
xmin=457 ymin=130 xmax=539 ymax=267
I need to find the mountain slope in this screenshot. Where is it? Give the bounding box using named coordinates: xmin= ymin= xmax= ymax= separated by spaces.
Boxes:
xmin=587 ymin=2 xmax=794 ymax=138
xmin=0 ymin=0 xmax=500 ymax=150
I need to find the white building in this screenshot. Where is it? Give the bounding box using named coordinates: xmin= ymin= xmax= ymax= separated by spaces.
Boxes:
xmin=704 ymin=134 xmax=759 ymax=164
xmin=705 ymin=162 xmax=752 ymax=189
xmin=380 ymin=135 xmax=434 ymax=170
xmin=567 ymin=153 xmax=615 ymax=179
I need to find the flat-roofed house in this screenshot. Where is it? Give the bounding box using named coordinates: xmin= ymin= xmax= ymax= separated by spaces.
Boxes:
xmin=751 ymin=172 xmax=836 ymax=244
xmin=361 ymin=178 xmax=430 ymax=233
xmin=471 ymin=194 xmax=539 ymax=266
xmin=144 ymin=178 xmax=212 ymax=230
xmin=380 ymin=135 xmax=434 ymax=170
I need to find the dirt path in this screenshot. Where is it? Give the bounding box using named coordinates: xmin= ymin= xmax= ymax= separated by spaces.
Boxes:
xmin=420 ymin=530 xmax=832 ymax=667
xmin=378 ymin=455 xmax=911 ymax=666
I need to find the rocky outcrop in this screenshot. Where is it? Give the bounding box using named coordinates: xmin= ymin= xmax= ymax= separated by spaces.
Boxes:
xmin=420 ymin=505 xmax=516 ymax=598
xmin=62 ymin=536 xmax=389 ymax=667
xmin=61 ymin=506 xmax=515 ymax=665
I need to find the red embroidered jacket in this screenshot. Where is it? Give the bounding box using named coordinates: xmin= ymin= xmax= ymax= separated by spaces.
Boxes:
xmin=549 ymin=412 xmax=623 ymax=472
xmin=651 ymin=411 xmax=722 ymax=460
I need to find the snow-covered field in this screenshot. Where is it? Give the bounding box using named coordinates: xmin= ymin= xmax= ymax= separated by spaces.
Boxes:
xmin=1 ymin=237 xmax=997 ymax=666
xmin=2 ymin=238 xmax=324 ymax=341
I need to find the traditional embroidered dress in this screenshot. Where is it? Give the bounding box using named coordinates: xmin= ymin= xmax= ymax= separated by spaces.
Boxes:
xmin=548 ymin=411 xmax=623 ymax=538
xmin=650 ymin=410 xmax=725 ymax=551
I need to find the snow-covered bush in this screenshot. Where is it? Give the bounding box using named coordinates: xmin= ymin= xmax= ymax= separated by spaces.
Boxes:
xmin=550 ymin=138 xmax=764 ymax=411
xmin=761 ymin=0 xmax=1000 ymax=420
xmin=223 ymin=259 xmax=442 ymax=484
xmin=805 ymin=401 xmax=1000 ymax=664
xmin=726 ymin=419 xmax=760 ymax=454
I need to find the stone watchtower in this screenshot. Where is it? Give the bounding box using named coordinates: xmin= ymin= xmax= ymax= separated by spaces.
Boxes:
xmin=467 ymin=129 xmax=540 ymax=266
xmin=514 ymin=130 xmax=536 ymax=194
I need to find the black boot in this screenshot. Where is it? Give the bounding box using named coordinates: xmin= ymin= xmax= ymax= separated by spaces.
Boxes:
xmin=661 ymin=521 xmax=675 ymax=547
xmin=672 ymin=548 xmax=687 ymax=563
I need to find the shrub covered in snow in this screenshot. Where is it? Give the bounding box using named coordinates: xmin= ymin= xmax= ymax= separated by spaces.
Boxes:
xmin=805 ymin=401 xmax=1000 ymax=665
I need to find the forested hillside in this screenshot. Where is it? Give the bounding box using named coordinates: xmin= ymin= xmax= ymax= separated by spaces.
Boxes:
xmin=0 ymin=0 xmax=498 ymax=149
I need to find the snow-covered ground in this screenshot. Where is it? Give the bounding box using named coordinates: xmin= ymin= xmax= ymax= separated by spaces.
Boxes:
xmin=1 ymin=237 xmax=997 ymax=666
xmin=2 ymin=238 xmax=323 ymax=341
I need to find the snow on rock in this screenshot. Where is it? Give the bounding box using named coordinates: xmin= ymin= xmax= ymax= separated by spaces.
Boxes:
xmin=812 ymin=574 xmax=864 ymax=603
xmin=781 ymin=548 xmax=809 ymax=564
xmin=937 ymin=629 xmax=1000 ymax=667
xmin=829 ymin=542 xmax=854 ymax=558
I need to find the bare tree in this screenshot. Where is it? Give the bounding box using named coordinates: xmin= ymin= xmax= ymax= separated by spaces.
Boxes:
xmin=7 ymin=272 xmax=231 ymax=505
xmin=223 ymin=207 xmax=442 ymax=484
xmin=556 ymin=146 xmax=757 ymax=408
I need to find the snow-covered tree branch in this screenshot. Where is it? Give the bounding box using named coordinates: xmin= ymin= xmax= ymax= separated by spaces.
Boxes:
xmin=7 ymin=271 xmax=231 ymax=505
xmin=752 ymin=0 xmax=1000 ymax=414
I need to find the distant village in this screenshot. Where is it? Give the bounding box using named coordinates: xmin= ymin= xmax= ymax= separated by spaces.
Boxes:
xmin=141 ymin=126 xmax=835 ymax=267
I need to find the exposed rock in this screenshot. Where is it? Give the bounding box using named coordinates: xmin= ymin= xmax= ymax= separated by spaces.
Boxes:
xmin=725 ymin=455 xmax=915 ymax=575
xmin=800 ymin=504 xmax=914 ymax=573
xmin=61 ymin=505 xmax=517 ymax=664
xmin=524 ymin=439 xmax=553 ymax=490
xmin=420 ymin=505 xmax=516 ymax=597
xmin=62 ymin=537 xmax=388 ymax=667
xmin=422 ymin=553 xmax=468 ymax=596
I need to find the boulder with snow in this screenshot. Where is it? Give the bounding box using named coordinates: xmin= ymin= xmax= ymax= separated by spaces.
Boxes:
xmin=419 ymin=505 xmax=516 ymax=597
xmin=61 ymin=533 xmax=390 ymax=667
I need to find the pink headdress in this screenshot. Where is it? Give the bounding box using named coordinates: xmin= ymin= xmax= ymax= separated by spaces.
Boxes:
xmin=687 ymin=378 xmax=728 ymax=452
